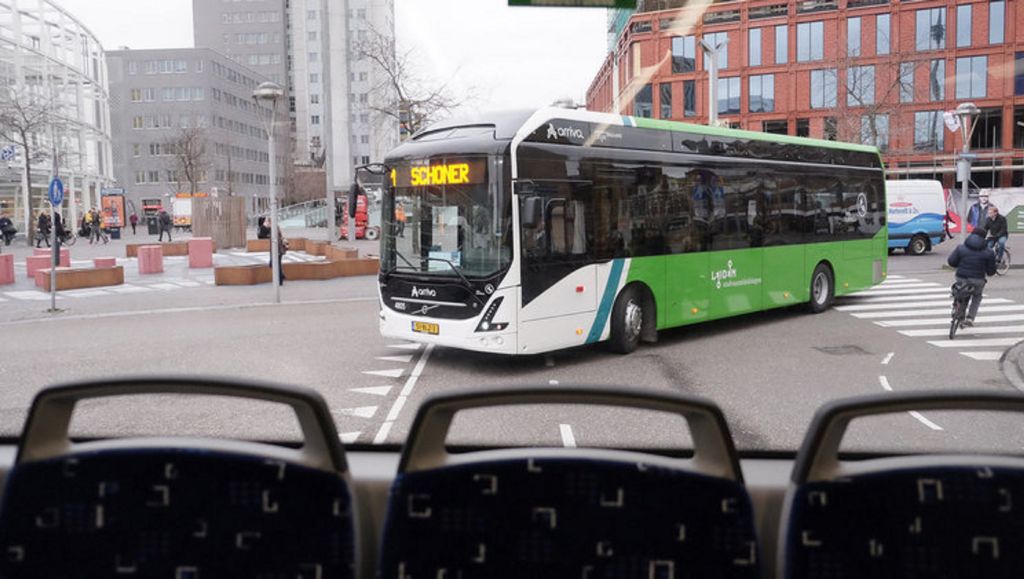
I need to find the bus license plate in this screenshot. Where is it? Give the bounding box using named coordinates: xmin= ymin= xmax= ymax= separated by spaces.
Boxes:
xmin=412 ymin=322 xmax=440 ymax=335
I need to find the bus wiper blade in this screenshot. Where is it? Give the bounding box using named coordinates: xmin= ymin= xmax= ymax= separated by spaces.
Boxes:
xmin=425 ymin=258 xmax=485 ymax=307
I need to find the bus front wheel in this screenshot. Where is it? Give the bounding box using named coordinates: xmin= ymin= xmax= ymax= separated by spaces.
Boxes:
xmin=609 ymin=287 xmax=644 ymax=354
xmin=808 ymin=264 xmax=834 ymax=314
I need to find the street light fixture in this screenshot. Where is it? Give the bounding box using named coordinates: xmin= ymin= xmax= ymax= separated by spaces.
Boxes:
xmin=253 ymin=81 xmax=285 ymax=303
xmin=955 ymin=102 xmax=980 ymax=243
xmin=699 ymin=37 xmax=729 ymax=127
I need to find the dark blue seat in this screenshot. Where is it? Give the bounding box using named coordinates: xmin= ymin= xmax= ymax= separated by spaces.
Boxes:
xmin=785 ymin=466 xmax=1024 ymax=579
xmin=380 ymin=457 xmax=760 ymax=579
xmin=0 ymin=447 xmax=356 ymax=578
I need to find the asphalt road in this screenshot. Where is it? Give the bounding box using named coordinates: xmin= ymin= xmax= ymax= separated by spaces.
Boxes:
xmin=2 ymin=234 xmax=1023 ymax=456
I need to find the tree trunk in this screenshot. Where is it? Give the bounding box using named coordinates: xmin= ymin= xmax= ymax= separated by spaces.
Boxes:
xmin=22 ymin=138 xmax=34 ymax=247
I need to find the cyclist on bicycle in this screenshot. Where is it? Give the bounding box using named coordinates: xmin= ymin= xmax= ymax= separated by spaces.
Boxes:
xmin=947 ymin=226 xmax=997 ymax=327
xmin=985 ymin=205 xmax=1008 ymax=265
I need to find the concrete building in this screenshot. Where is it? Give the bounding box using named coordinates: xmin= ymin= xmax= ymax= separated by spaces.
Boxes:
xmin=0 ymin=0 xmax=114 ymax=235
xmin=586 ymin=0 xmax=1024 ymax=188
xmin=192 ymin=0 xmax=398 ymax=196
xmin=107 ymin=48 xmax=282 ymax=218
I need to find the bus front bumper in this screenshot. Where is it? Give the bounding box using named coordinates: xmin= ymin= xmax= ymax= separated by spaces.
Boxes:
xmin=379 ymin=306 xmax=518 ymax=355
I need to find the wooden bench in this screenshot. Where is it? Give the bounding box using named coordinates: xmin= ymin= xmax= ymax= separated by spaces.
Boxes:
xmin=246 ymin=238 xmax=270 ymax=252
xmin=34 ymin=266 xmax=124 ymax=291
xmin=325 ymin=246 xmax=358 ymax=261
xmin=93 ymin=257 xmax=117 ymax=268
xmin=126 ymin=242 xmax=188 ymax=258
xmin=214 ymin=264 xmax=272 ymax=286
xmin=214 ymin=257 xmax=379 ymax=285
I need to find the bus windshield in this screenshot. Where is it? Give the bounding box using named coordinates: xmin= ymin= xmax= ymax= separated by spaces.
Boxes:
xmin=382 ymin=156 xmax=512 ymax=278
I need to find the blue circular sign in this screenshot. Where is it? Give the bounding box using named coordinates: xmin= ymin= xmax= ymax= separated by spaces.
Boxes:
xmin=48 ymin=177 xmax=64 ymax=206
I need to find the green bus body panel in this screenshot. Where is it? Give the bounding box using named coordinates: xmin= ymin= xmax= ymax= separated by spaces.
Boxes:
xmin=616 ymin=229 xmax=887 ymax=330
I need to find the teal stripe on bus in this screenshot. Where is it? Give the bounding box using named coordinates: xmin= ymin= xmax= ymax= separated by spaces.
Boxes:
xmin=621 ymin=116 xmax=635 ymax=127
xmin=586 ymin=260 xmax=625 ymax=344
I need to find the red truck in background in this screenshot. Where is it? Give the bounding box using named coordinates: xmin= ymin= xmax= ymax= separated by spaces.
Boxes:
xmin=339 ymin=188 xmax=381 ymax=241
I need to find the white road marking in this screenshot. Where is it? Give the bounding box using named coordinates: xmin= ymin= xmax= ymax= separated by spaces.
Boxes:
xmin=853 ymin=286 xmax=946 ymax=297
xmin=880 ymin=278 xmax=926 ymax=285
xmin=839 ymin=298 xmax=1011 ymax=312
xmin=350 ymin=386 xmax=393 ymax=397
xmin=374 ymin=344 xmax=435 ymax=445
xmin=877 ymin=314 xmax=1024 ymax=327
xmin=176 ymin=280 xmax=202 ymax=287
xmin=854 ymin=305 xmax=1024 ymax=319
xmin=388 ymin=342 xmax=422 ymax=350
xmin=362 ymin=368 xmax=404 ymax=379
xmin=961 ymin=352 xmax=1004 ymax=361
xmin=909 ymin=411 xmax=944 ymax=431
xmin=855 ymin=283 xmax=943 ymax=292
xmin=881 ymin=352 xmax=894 ymax=365
xmin=376 ymin=355 xmax=414 ymax=364
xmin=928 ymin=337 xmax=1023 ymax=348
xmin=549 ymin=380 xmax=560 ymax=385
xmin=64 ymin=290 xmax=112 ymax=299
xmin=838 ymin=292 xmax=952 ymax=304
xmin=559 ymin=424 xmax=577 ymax=448
xmin=148 ymin=283 xmax=183 ymax=291
xmin=879 ymin=375 xmax=893 ymax=391
xmin=107 ymin=285 xmax=154 ymax=294
xmin=900 ymin=325 xmax=1024 ymax=337
xmin=336 ymin=406 xmax=378 ymax=419
xmin=885 ymin=275 xmax=908 ymax=279
xmin=340 ymin=432 xmax=361 ymax=444
xmin=3 ymin=291 xmax=57 ymax=301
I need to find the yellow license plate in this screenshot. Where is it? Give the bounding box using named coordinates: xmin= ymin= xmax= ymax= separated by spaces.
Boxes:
xmin=412 ymin=322 xmax=440 ymax=335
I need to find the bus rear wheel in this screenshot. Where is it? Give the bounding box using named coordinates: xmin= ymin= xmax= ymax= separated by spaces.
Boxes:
xmin=609 ymin=287 xmax=643 ymax=354
xmin=808 ymin=264 xmax=834 ymax=314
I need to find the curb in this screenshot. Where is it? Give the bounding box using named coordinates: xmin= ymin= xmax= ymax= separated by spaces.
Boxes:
xmin=1000 ymin=340 xmax=1024 ymax=392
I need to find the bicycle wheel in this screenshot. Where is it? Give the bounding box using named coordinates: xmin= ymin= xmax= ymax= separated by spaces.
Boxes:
xmin=997 ymin=249 xmax=1011 ymax=276
xmin=949 ymin=298 xmax=965 ymax=340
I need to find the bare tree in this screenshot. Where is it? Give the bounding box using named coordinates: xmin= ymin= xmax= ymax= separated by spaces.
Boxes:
xmin=0 ymin=87 xmax=63 ymax=245
xmin=166 ymin=127 xmax=209 ymax=197
xmin=355 ymin=24 xmax=472 ymax=138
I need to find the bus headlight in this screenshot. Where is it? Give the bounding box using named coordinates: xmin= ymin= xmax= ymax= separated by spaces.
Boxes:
xmin=475 ymin=297 xmax=508 ymax=333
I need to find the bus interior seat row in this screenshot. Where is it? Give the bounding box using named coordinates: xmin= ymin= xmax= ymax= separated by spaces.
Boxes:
xmin=0 ymin=379 xmax=1020 ymax=578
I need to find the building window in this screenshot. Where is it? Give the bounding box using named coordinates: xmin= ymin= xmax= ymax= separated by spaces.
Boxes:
xmin=847 ymin=17 xmax=861 ymax=57
xmin=899 ymin=62 xmax=914 ymax=103
xmin=810 ymin=69 xmax=837 ymax=109
xmin=308 ymin=31 xmax=318 ymax=41
xmin=847 ymin=65 xmax=875 ymax=106
xmin=916 ymin=8 xmax=946 ymax=51
xmin=132 ymin=116 xmax=144 ymax=129
xmin=311 ymin=94 xmax=320 ymax=104
xmin=310 ymin=73 xmax=319 ymax=83
xmin=775 ymin=25 xmax=788 ymax=64
xmin=309 ymin=52 xmax=318 ymax=62
xmin=861 ymin=115 xmax=889 ymax=151
xmin=1017 ymin=52 xmax=1024 ymax=95
xmin=130 ymin=89 xmax=142 ymax=102
xmin=797 ymin=21 xmax=824 ymax=62
xmin=132 ymin=144 xmax=141 ymax=157
xmin=914 ymin=111 xmax=944 ymax=150
xmin=824 ymin=117 xmax=838 ymax=141
xmin=307 ymin=10 xmax=317 ymax=19
xmin=671 ymin=36 xmax=696 ymax=73
xmin=762 ymin=120 xmax=788 ymax=135
xmin=660 ymin=83 xmax=673 ymax=119
xmin=749 ymin=28 xmax=762 ymax=67
xmin=717 ymin=77 xmax=741 ymax=114
xmin=702 ymin=32 xmax=728 ymax=70
xmin=956 ymin=56 xmax=987 ymax=98
xmin=749 ymin=74 xmax=774 ymax=113
xmin=634 ymin=83 xmax=653 ymax=117
xmin=360 ymin=135 xmax=370 ymax=144
xmin=929 ymin=59 xmax=945 ymax=101
xmin=311 ymin=115 xmax=320 ymax=125
xmin=796 ymin=118 xmax=810 ymax=137
xmin=956 ymin=4 xmax=972 ymax=47
xmin=128 ymin=61 xmax=137 ymax=75
xmin=990 ymin=1 xmax=1005 ymax=44
xmin=877 ymin=14 xmax=890 ymax=55
xmin=683 ymin=80 xmax=696 ymax=117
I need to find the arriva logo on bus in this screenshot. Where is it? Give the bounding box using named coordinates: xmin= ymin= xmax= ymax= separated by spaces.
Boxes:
xmin=546 ymin=123 xmax=585 ymax=141
xmin=411 ymin=286 xmax=438 ymax=298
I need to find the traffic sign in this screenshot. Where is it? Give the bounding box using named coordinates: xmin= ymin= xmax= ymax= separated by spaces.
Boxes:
xmin=0 ymin=145 xmax=15 ymax=161
xmin=48 ymin=177 xmax=64 ymax=206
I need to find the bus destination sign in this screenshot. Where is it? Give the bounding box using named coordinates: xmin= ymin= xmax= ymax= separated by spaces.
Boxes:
xmin=391 ymin=159 xmax=487 ymax=188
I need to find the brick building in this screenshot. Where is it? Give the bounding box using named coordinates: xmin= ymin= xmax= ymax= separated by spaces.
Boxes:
xmin=586 ymin=0 xmax=1024 ymax=187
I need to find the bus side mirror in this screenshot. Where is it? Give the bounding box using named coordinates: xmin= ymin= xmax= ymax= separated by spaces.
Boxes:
xmin=348 ymin=183 xmax=362 ymax=218
xmin=522 ymin=197 xmax=542 ymax=229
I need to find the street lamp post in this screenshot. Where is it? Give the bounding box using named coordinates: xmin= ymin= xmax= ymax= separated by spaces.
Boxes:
xmin=955 ymin=102 xmax=980 ymax=243
xmin=253 ymin=81 xmax=285 ymax=303
xmin=699 ymin=37 xmax=729 ymax=127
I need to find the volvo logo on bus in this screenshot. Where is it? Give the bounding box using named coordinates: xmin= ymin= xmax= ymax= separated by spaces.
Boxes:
xmin=411 ymin=286 xmax=438 ymax=298
xmin=546 ymin=123 xmax=585 ymax=142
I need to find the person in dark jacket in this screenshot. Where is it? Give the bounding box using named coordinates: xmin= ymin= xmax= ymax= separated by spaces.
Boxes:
xmin=947 ymin=227 xmax=997 ymax=326
xmin=36 ymin=211 xmax=51 ymax=248
xmin=256 ymin=216 xmax=271 ymax=240
xmin=158 ymin=209 xmax=173 ymax=242
xmin=985 ymin=205 xmax=1008 ymax=264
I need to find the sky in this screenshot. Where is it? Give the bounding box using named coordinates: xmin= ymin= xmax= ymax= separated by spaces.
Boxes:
xmin=53 ymin=0 xmax=609 ymax=111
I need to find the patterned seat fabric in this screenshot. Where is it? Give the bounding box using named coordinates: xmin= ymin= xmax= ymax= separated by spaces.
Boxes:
xmin=0 ymin=448 xmax=355 ymax=578
xmin=786 ymin=466 xmax=1024 ymax=579
xmin=380 ymin=457 xmax=760 ymax=579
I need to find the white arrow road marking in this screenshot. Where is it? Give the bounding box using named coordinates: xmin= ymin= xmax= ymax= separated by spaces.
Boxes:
xmin=362 ymin=368 xmax=405 ymax=379
xmin=336 ymin=406 xmax=378 ymax=419
xmin=340 ymin=432 xmax=361 ymax=444
xmin=928 ymin=338 xmax=1023 ymax=348
xmin=961 ymin=352 xmax=1004 ymax=361
xmin=350 ymin=386 xmax=393 ymax=397
xmin=388 ymin=343 xmax=422 ymax=350
xmin=376 ymin=355 xmax=414 ymax=364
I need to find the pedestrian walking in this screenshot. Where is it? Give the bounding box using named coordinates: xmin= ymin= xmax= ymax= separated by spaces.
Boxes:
xmin=267 ymin=217 xmax=287 ymax=285
xmin=395 ymin=202 xmax=407 ymax=238
xmin=158 ymin=208 xmax=173 ymax=242
xmin=129 ymin=212 xmax=138 ymax=235
xmin=36 ymin=211 xmax=51 ymax=248
xmin=0 ymin=213 xmax=17 ymax=246
xmin=54 ymin=212 xmax=65 ymax=248
xmin=257 ymin=216 xmax=271 ymax=240
xmin=89 ymin=208 xmax=107 ymax=244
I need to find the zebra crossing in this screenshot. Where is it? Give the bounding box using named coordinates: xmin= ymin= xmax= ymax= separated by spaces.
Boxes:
xmin=3 ymin=278 xmax=217 ymax=301
xmin=836 ymin=275 xmax=1021 ymax=362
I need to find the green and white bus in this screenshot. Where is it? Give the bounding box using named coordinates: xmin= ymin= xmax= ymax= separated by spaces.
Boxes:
xmin=376 ymin=108 xmax=887 ymax=355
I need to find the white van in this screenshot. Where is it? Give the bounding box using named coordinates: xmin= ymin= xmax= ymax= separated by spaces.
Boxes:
xmin=886 ymin=180 xmax=946 ymax=255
